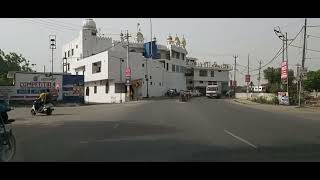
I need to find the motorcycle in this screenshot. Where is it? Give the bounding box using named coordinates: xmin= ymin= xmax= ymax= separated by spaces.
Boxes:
xmin=0 ymin=101 xmax=16 ymax=162
xmin=31 ymin=99 xmax=54 ymax=116
xmin=166 ymin=89 xmax=178 ymax=98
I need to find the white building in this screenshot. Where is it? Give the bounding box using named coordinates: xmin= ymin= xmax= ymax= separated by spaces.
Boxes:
xmin=186 ymin=57 xmax=232 ymax=95
xmin=62 ymin=19 xmax=232 ymax=103
xmin=62 ymin=19 xmax=189 ymax=103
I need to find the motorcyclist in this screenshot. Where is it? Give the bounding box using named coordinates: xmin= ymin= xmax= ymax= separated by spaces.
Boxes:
xmin=36 ymin=89 xmax=51 ymax=111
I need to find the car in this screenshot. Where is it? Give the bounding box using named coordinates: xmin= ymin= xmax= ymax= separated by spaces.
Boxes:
xmin=192 ymin=90 xmax=201 ymax=97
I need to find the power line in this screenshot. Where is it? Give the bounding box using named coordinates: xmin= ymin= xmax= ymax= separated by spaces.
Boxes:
xmin=250 ymin=26 xmax=304 ymax=73
xmin=37 ymin=18 xmax=78 ymax=31
xmin=43 ymin=18 xmax=82 ymax=29
xmin=25 ymin=18 xmax=78 ymax=32
xmin=307 ymin=34 xmax=320 ymax=39
xmin=20 ymin=18 xmax=67 ymax=33
xmin=289 ymin=44 xmax=320 ymax=52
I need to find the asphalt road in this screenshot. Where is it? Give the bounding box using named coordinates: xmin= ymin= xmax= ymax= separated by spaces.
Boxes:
xmin=9 ymin=97 xmax=320 ymax=161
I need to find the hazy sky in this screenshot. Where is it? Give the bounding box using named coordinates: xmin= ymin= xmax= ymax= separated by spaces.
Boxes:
xmin=1 ymin=18 xmax=320 ymax=85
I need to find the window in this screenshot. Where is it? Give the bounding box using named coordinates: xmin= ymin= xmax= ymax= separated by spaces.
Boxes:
xmin=200 ymin=81 xmax=204 ymax=84
xmin=166 ymin=63 xmax=169 ymax=71
xmin=142 ymin=63 xmax=144 ymax=68
xmin=172 ymin=64 xmax=175 ymax=72
xmin=76 ymin=44 xmax=78 ymax=49
xmin=64 ymin=52 xmax=67 ymax=58
xmin=92 ymin=61 xmax=102 ymax=74
xmin=176 ymin=65 xmax=180 ymax=73
xmin=150 ymin=82 xmax=152 ymax=85
xmin=182 ymin=53 xmax=185 ymax=60
xmin=199 ymin=70 xmax=208 ymax=77
xmin=85 ymin=87 xmax=89 ymax=96
xmin=94 ymin=86 xmax=97 ymax=94
xmin=166 ymin=52 xmax=170 ymax=60
xmin=67 ymin=63 xmax=70 ymax=71
xmin=150 ymin=76 xmax=152 ymax=79
xmin=218 ymin=70 xmax=222 ymax=72
xmin=71 ymin=49 xmax=74 ymax=56
xmin=105 ymin=80 xmax=109 ymax=93
xmin=68 ymin=50 xmax=70 ymax=57
xmin=176 ymin=52 xmax=180 ymax=59
xmin=159 ymin=82 xmax=161 ymax=86
xmin=211 ymin=71 xmax=215 ymax=77
xmin=189 ymin=80 xmax=193 ymax=84
xmin=115 ymin=83 xmax=126 ymax=93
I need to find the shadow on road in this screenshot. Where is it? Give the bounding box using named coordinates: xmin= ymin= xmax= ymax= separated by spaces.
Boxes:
xmin=11 ymin=119 xmax=320 ymax=161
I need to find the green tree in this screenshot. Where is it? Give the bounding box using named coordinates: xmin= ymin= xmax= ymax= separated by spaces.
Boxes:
xmin=0 ymin=49 xmax=32 ymax=85
xmin=304 ymin=70 xmax=320 ymax=92
xmin=263 ymin=67 xmax=294 ymax=93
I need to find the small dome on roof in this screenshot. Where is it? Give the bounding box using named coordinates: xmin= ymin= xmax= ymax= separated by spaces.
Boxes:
xmin=82 ymin=18 xmax=97 ymax=30
xmin=181 ymin=36 xmax=186 ymax=48
xmin=174 ymin=35 xmax=180 ymax=46
xmin=135 ymin=31 xmax=144 ymax=43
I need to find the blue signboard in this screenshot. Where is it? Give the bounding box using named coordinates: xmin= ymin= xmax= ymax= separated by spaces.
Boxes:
xmin=62 ymin=75 xmax=84 ymax=103
xmin=143 ymin=41 xmax=158 ymax=59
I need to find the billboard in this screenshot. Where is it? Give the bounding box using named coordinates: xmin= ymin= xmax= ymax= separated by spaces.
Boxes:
xmin=14 ymin=72 xmax=63 ymax=101
xmin=278 ymin=92 xmax=289 ymax=105
xmin=62 ymin=75 xmax=84 ymax=103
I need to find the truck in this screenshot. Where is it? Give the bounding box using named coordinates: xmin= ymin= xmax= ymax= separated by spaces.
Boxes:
xmin=206 ymin=84 xmax=221 ymax=98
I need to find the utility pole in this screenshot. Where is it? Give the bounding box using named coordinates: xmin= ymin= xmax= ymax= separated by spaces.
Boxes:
xmin=300 ymin=18 xmax=307 ymax=106
xmin=247 ymin=54 xmax=250 ymax=99
xmin=49 ymin=35 xmax=56 ymax=89
xmin=120 ymin=58 xmax=123 ymax=103
xmin=233 ymin=55 xmax=238 ymax=97
xmin=286 ymin=32 xmax=289 ymax=94
xmin=296 ymin=63 xmax=301 ymax=107
xmin=258 ymin=60 xmax=262 ymax=95
xmin=146 ymin=18 xmax=153 ymax=98
xmin=125 ymin=30 xmax=131 ymax=101
xmin=302 ymin=18 xmax=307 ymax=69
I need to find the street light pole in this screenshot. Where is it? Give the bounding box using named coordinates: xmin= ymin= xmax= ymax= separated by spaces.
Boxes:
xmin=49 ymin=35 xmax=56 ymax=88
xmin=120 ymin=58 xmax=123 ymax=103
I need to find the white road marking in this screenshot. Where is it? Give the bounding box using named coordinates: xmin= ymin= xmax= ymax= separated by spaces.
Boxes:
xmin=113 ymin=123 xmax=119 ymax=129
xmin=224 ymin=129 xmax=258 ymax=149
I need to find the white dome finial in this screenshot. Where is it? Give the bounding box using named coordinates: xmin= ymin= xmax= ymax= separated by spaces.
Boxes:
xmin=181 ymin=35 xmax=186 ymax=48
xmin=82 ymin=18 xmax=97 ymax=30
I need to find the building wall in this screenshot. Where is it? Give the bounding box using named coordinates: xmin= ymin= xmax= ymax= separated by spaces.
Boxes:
xmin=63 ymin=29 xmax=113 ymax=74
xmin=84 ymin=79 xmax=126 ymax=104
xmin=193 ymin=69 xmax=229 ymax=82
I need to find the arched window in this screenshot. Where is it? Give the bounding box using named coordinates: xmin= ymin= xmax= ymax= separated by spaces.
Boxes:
xmin=85 ymin=87 xmax=89 ymax=96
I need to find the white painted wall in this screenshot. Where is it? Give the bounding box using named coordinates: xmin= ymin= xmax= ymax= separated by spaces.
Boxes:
xmin=193 ymin=69 xmax=229 ymax=82
xmin=84 ymin=80 xmax=126 ymax=104
xmin=236 ymin=93 xmax=276 ymax=101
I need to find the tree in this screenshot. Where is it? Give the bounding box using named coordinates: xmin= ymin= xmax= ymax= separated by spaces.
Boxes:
xmin=263 ymin=67 xmax=295 ymax=93
xmin=304 ymin=70 xmax=320 ymax=92
xmin=0 ymin=49 xmax=32 ymax=85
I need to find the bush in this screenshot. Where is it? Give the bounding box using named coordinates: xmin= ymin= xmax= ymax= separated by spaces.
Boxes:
xmin=252 ymin=96 xmax=278 ymax=105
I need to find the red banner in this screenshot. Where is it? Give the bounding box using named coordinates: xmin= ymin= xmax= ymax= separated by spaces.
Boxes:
xmin=245 ymin=75 xmax=250 ymax=83
xmin=281 ymin=61 xmax=288 ymax=79
xmin=125 ymin=67 xmax=131 ymax=77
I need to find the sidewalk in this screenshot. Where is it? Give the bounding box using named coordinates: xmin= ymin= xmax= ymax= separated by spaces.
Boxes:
xmin=232 ymin=98 xmax=320 ymax=114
